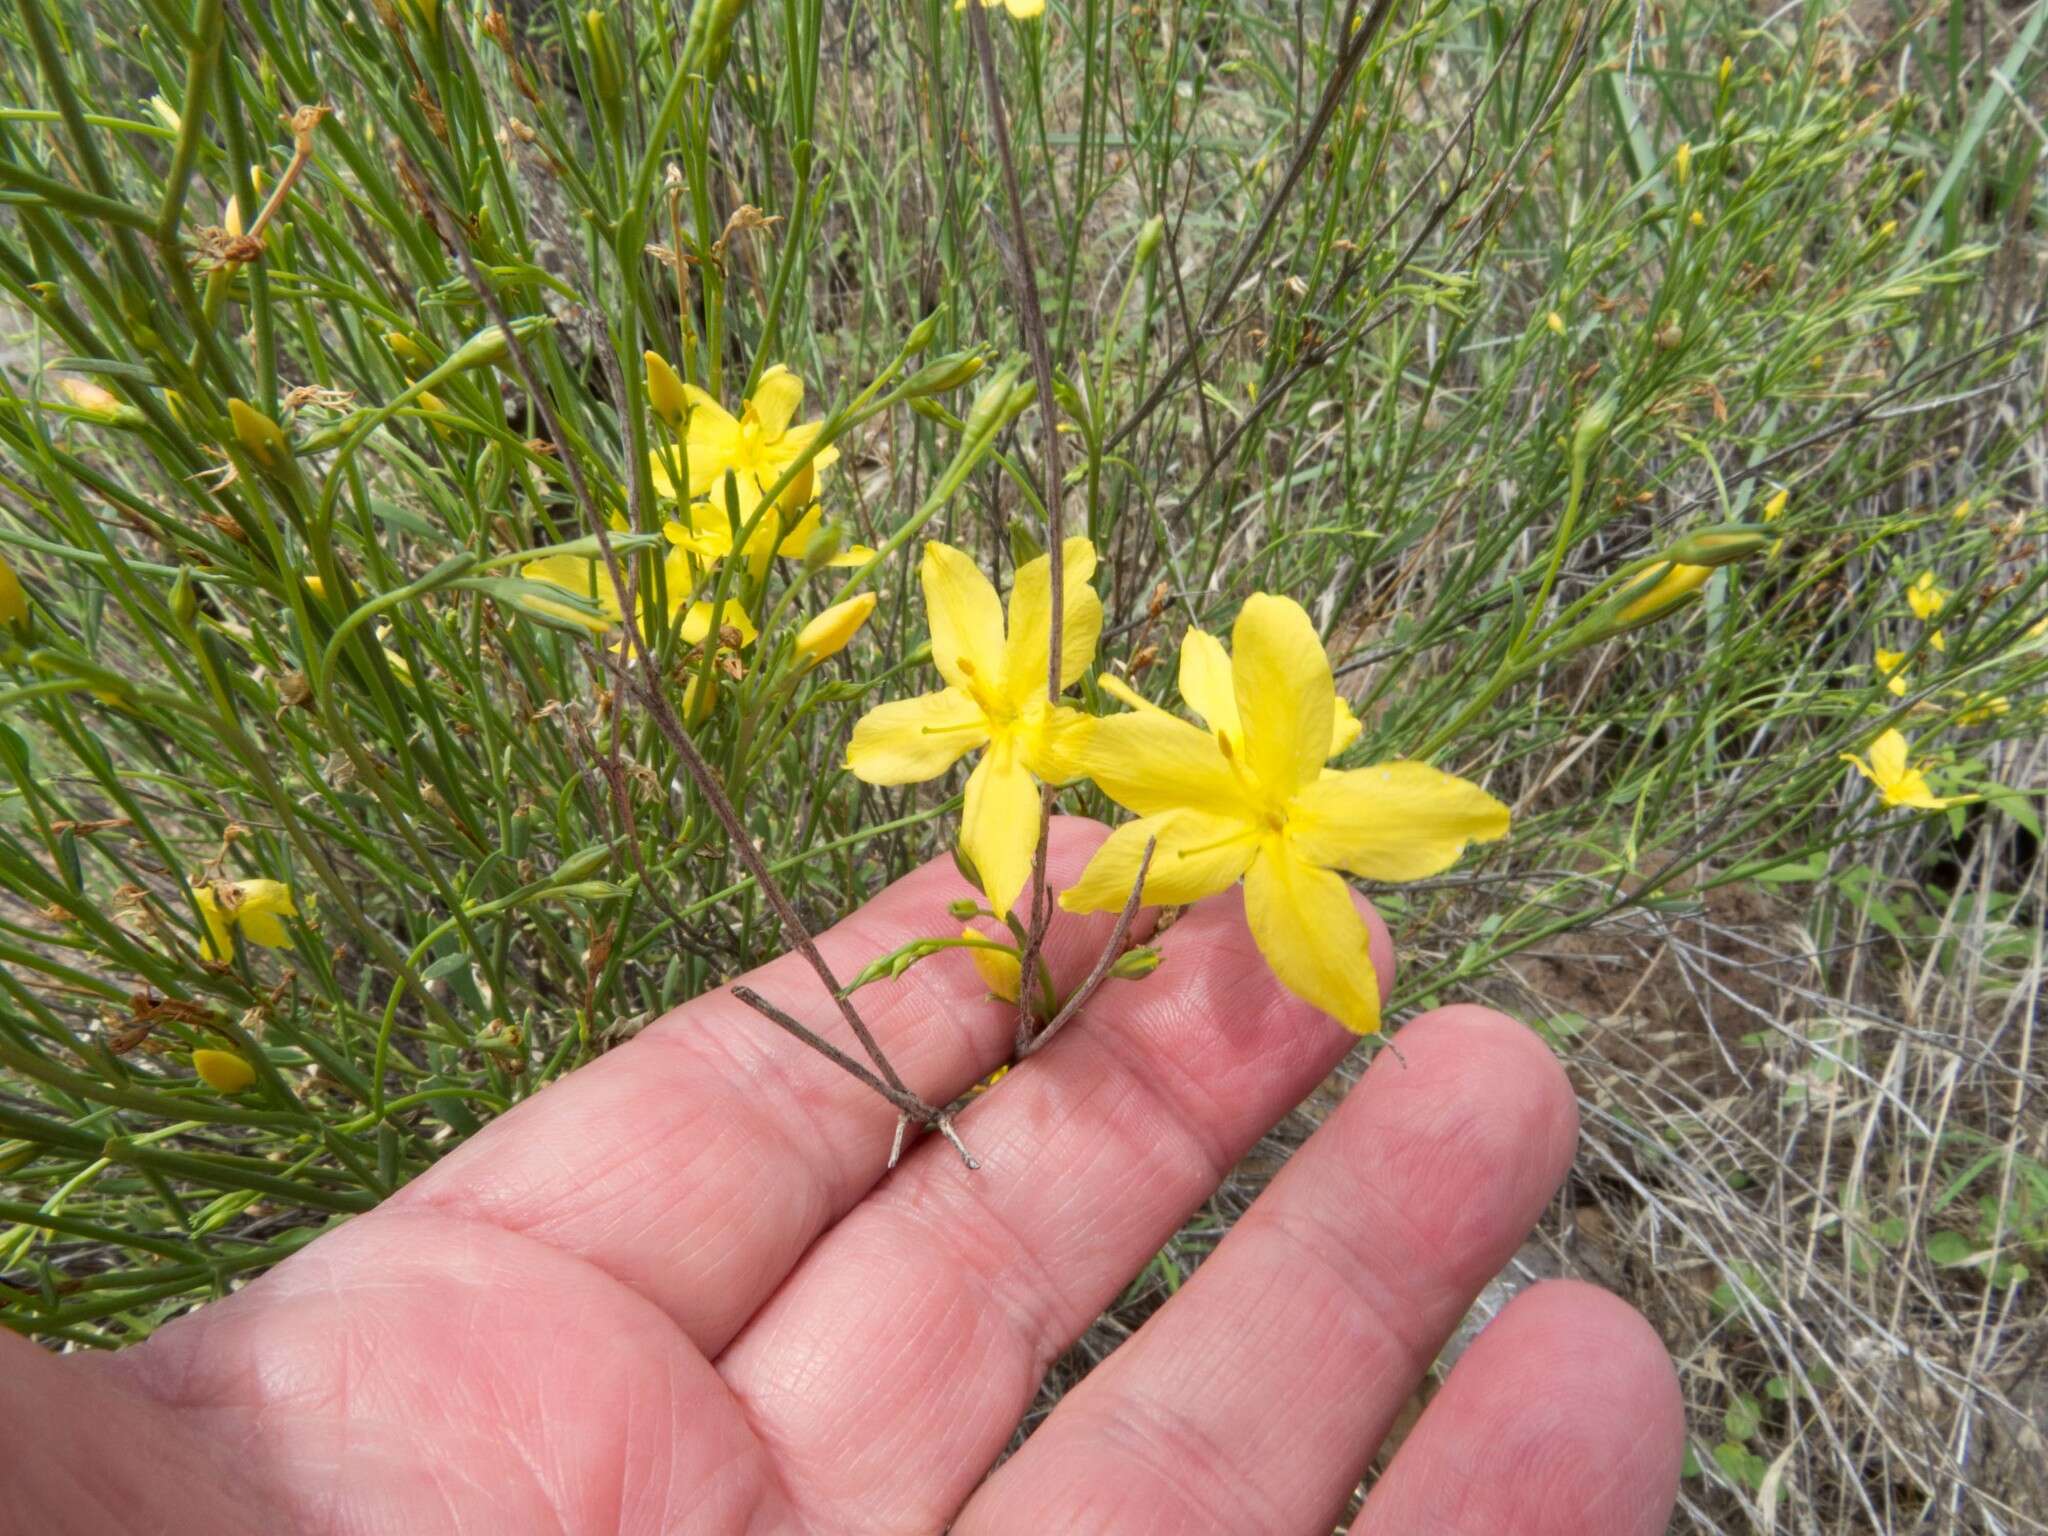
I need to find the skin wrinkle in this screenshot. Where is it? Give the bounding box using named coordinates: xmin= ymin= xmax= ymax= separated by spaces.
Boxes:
xmin=113 ymin=1210 xmax=792 ymax=1536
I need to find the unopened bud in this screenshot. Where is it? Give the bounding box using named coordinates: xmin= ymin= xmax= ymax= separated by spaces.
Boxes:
xmin=1607 ymin=561 xmax=1713 ymax=630
xmin=946 ymin=897 xmax=981 ymax=920
xmin=1664 ymin=523 xmax=1769 ymax=568
xmin=645 ymin=350 xmax=689 ymax=427
xmin=1570 ymin=392 xmax=1617 ymax=469
xmin=385 ymin=331 xmax=433 ymax=378
xmin=1109 ymin=946 xmax=1161 ymax=981
xmin=228 ymin=398 xmax=288 ymax=467
xmin=169 ymin=567 xmax=199 ymax=626
xmin=794 ymin=592 xmax=876 ymax=666
xmin=1135 ymin=214 xmax=1165 ymax=264
xmin=192 ymin=1048 xmax=256 ymax=1093
xmin=903 ymin=310 xmax=942 ymax=355
xmin=1674 ymin=141 xmax=1692 ymax=187
xmin=902 ymin=349 xmax=986 ymax=398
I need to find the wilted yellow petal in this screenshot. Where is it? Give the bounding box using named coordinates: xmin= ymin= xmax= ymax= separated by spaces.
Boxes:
xmin=846 ymin=688 xmax=988 ymax=784
xmin=1243 ymin=841 xmax=1381 ymax=1033
xmin=192 ymin=1048 xmax=256 ymax=1093
xmin=191 ymin=884 xmax=235 ymax=962
xmin=645 ymin=351 xmax=688 ymax=428
xmin=1290 ymin=762 xmax=1509 ymax=882
xmin=231 ymin=880 xmax=298 ymax=948
xmin=921 ymin=540 xmax=1006 ymax=692
xmin=961 ymin=739 xmax=1041 ymax=918
xmin=1060 ymin=807 xmax=1257 ymax=912
xmin=1231 ymin=594 xmax=1336 ymax=797
xmin=1002 ymin=537 xmax=1102 ymax=708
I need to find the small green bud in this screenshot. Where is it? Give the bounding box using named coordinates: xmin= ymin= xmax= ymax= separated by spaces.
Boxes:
xmin=1109 ymin=946 xmax=1161 ymax=981
xmin=1135 ymin=214 xmax=1166 ymax=264
xmin=1570 ymin=393 xmax=1617 ymax=469
xmin=169 ymin=567 xmax=199 ymax=626
xmin=946 ymin=897 xmax=982 ymax=921
xmin=904 ymin=310 xmax=942 ymax=355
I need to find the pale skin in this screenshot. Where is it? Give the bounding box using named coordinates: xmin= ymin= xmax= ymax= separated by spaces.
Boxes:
xmin=1 ymin=821 xmax=1683 ymax=1535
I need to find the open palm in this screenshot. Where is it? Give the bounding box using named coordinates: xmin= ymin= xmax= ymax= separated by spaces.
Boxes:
xmin=4 ymin=823 xmax=1681 ymax=1535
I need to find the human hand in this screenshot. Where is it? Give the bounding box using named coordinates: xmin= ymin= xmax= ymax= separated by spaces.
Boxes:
xmin=2 ymin=821 xmax=1682 ymax=1536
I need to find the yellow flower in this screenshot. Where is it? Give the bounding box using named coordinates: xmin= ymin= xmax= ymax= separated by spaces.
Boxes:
xmin=954 ymin=0 xmax=1045 ymax=17
xmin=0 ymin=553 xmax=26 ymax=625
xmin=795 ymin=592 xmax=877 ymax=666
xmin=665 ymin=466 xmax=872 ymax=578
xmin=191 ymin=1048 xmax=257 ymax=1093
xmin=192 ymin=878 xmax=298 ymax=963
xmin=1840 ymin=728 xmax=1953 ymax=810
xmin=647 ymin=363 xmax=838 ymax=502
xmin=1874 ymin=649 xmax=1908 ymax=697
xmin=1060 ymin=595 xmax=1507 ymax=1034
xmin=1956 ymin=694 xmax=2008 ymax=726
xmin=1906 ymin=570 xmax=1949 ymax=623
xmin=1615 ymin=561 xmax=1713 ymax=627
xmin=1546 ymin=311 xmax=1566 ymax=335
xmin=1762 ymin=488 xmax=1788 ymax=522
xmin=846 ymin=539 xmax=1102 ymax=918
xmin=520 ymin=546 xmax=758 ymax=646
xmin=962 ymin=927 xmax=1022 ymax=1003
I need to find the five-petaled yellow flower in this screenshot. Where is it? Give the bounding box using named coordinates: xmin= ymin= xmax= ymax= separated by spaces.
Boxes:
xmin=1840 ymin=728 xmax=1952 ymax=810
xmin=648 ymin=362 xmax=838 ymax=502
xmin=846 ymin=539 xmax=1101 ymax=919
xmin=192 ymin=878 xmax=298 ymax=963
xmin=1060 ymin=595 xmax=1507 ymax=1034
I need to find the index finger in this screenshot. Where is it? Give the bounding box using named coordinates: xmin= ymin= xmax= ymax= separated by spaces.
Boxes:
xmin=383 ymin=818 xmax=1132 ymax=1355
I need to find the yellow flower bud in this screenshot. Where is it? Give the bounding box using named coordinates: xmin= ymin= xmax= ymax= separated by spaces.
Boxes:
xmin=1546 ymin=310 xmax=1566 ymax=335
xmin=1762 ymin=488 xmax=1788 ymax=522
xmin=795 ymin=592 xmax=878 ymax=666
xmin=228 ymin=398 xmax=288 ymax=467
xmin=963 ymin=928 xmax=1021 ymax=1003
xmin=385 ymin=331 xmax=433 ymax=377
xmin=645 ymin=351 xmax=689 ymax=427
xmin=0 ymin=553 xmax=27 ymax=625
xmin=1674 ymin=141 xmax=1692 ymax=186
xmin=1613 ymin=561 xmax=1713 ymax=627
xmin=1664 ymin=523 xmax=1769 ymax=567
xmin=1718 ymin=56 xmax=1733 ymax=89
xmin=192 ymin=1048 xmax=257 ymax=1094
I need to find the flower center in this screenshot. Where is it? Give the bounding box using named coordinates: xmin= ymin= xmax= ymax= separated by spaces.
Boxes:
xmin=733 ymin=410 xmax=768 ymax=471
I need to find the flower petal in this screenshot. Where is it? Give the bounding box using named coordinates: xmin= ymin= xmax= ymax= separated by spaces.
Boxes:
xmin=1068 ymin=707 xmax=1247 ymax=818
xmin=846 ymin=688 xmax=989 ymax=784
xmin=750 ymin=365 xmax=803 ymax=438
xmin=682 ymin=389 xmax=739 ymax=496
xmin=191 ymin=885 xmax=234 ymax=963
xmin=1003 ymin=536 xmax=1102 ymax=707
xmin=1242 ymin=842 xmax=1381 ymax=1033
xmin=1867 ymin=728 xmax=1908 ymax=785
xmin=961 ymin=740 xmax=1041 ymax=918
xmin=1289 ymin=761 xmax=1509 ymax=883
xmin=962 ymin=927 xmax=1022 ymax=1003
xmin=1232 ymin=593 xmax=1336 ymax=796
xmin=921 ymin=541 xmax=1006 ymax=692
xmin=1059 ymin=807 xmax=1257 ymax=912
xmin=776 ymin=421 xmax=839 ymax=479
xmin=233 ymin=880 xmax=298 ymax=948
xmin=677 ymin=599 xmax=759 ymax=647
xmin=1177 ymin=628 xmax=1241 ymax=738
xmin=1330 ymin=694 xmax=1362 ymax=755
xmin=522 ymin=555 xmax=624 ymax=626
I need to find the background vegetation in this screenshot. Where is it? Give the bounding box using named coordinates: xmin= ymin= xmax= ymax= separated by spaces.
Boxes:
xmin=1 ymin=0 xmax=2043 ymax=1527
